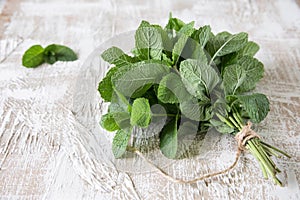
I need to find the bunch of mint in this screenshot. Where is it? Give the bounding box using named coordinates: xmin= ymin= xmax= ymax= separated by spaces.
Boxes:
xmin=98 ymin=15 xmax=290 ymax=185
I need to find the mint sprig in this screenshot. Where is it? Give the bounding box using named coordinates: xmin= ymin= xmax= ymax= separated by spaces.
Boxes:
xmin=22 ymin=44 xmax=77 ymax=68
xmin=98 ymin=16 xmax=291 ymax=186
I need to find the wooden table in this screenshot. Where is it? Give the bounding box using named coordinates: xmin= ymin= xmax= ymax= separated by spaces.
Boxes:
xmin=0 ymin=0 xmax=299 ymax=199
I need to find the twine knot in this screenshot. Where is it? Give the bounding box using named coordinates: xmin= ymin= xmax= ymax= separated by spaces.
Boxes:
xmin=235 ymin=122 xmax=260 ymax=151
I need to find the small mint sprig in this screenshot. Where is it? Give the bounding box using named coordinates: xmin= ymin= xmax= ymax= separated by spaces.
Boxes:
xmin=22 ymin=44 xmax=77 ymax=68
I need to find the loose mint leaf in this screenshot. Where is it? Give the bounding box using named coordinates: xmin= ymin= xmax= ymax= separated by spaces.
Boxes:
xmin=100 ymin=113 xmax=119 ymax=131
xmin=98 ymin=67 xmax=119 ymax=102
xmin=237 ymin=93 xmax=270 ymax=123
xmin=135 ymin=21 xmax=163 ymax=60
xmin=43 ymin=44 xmax=77 ymax=64
xmin=101 ymin=46 xmax=135 ymax=66
xmin=198 ymin=25 xmax=211 ymax=48
xmin=130 ymin=98 xmax=151 ymax=127
xmin=223 ymin=64 xmax=246 ymax=95
xmin=237 ymin=56 xmax=264 ymax=93
xmin=180 ymin=59 xmax=220 ymax=100
xmin=159 ymin=114 xmax=178 ymax=159
xmin=112 ymin=61 xmax=169 ymax=98
xmin=22 ymin=45 xmax=45 ymax=68
xmin=172 ymin=22 xmax=195 ymax=65
xmin=112 ymin=128 xmax=131 ymax=158
xmin=238 ymin=41 xmax=260 ymax=57
xmin=206 ymin=32 xmax=248 ymax=64
xmin=157 ymin=73 xmax=189 ymax=104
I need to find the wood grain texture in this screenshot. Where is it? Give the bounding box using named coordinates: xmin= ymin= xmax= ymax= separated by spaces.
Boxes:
xmin=0 ymin=0 xmax=299 ymax=199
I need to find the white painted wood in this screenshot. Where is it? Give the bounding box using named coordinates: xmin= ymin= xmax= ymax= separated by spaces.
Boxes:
xmin=0 ymin=0 xmax=299 ymax=199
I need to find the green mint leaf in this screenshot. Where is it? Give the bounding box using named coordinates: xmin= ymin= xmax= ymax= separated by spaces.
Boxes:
xmin=135 ymin=21 xmax=163 ymax=60
xmin=180 ymin=59 xmax=220 ymax=100
xmin=108 ymin=106 xmax=131 ymax=130
xmin=100 ymin=113 xmax=119 ymax=131
xmin=98 ymin=67 xmax=119 ymax=102
xmin=152 ymin=24 xmax=173 ymax=53
xmin=176 ymin=121 xmax=198 ymax=157
xmin=101 ymin=46 xmax=135 ymax=66
xmin=207 ymin=32 xmax=248 ymax=64
xmin=111 ymin=61 xmax=169 ymax=98
xmin=157 ymin=72 xmax=189 ymax=104
xmin=219 ymin=41 xmax=260 ymax=71
xmin=237 ymin=56 xmax=264 ymax=93
xmin=130 ymin=98 xmax=152 ymax=127
xmin=198 ymin=25 xmax=211 ymax=48
xmin=238 ymin=41 xmax=260 ymax=57
xmin=223 ymin=64 xmax=246 ymax=95
xmin=186 ymin=39 xmax=207 ymax=63
xmin=162 ymin=53 xmax=173 ymax=66
xmin=43 ymin=44 xmax=77 ymax=64
xmin=112 ymin=128 xmax=131 ymax=158
xmin=237 ymin=93 xmax=270 ymax=123
xmin=109 ymin=91 xmax=131 ymax=129
xmin=22 ymin=45 xmax=45 ymax=68
xmin=165 ymin=17 xmax=186 ymax=32
xmin=159 ymin=114 xmax=178 ymax=159
xmin=180 ymin=97 xmax=212 ymax=121
xmin=210 ymin=119 xmax=235 ymax=134
xmin=172 ymin=22 xmax=195 ymax=65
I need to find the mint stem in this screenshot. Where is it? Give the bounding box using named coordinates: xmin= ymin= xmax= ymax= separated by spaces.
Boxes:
xmin=221 ymin=112 xmax=290 ymax=186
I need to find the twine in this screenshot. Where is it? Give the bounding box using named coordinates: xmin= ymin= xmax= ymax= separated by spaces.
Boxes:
xmin=235 ymin=122 xmax=260 ymax=151
xmin=129 ymin=122 xmax=260 ymax=184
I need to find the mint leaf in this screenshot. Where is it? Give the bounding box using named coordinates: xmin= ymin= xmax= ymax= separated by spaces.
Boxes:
xmin=198 ymin=25 xmax=211 ymax=48
xmin=130 ymin=98 xmax=152 ymax=127
xmin=152 ymin=25 xmax=173 ymax=53
xmin=22 ymin=45 xmax=45 ymax=68
xmin=157 ymin=73 xmax=189 ymax=104
xmin=180 ymin=97 xmax=212 ymax=121
xmin=112 ymin=129 xmax=131 ymax=158
xmin=219 ymin=41 xmax=260 ymax=71
xmin=210 ymin=119 xmax=235 ymax=134
xmin=100 ymin=113 xmax=119 ymax=131
xmin=98 ymin=67 xmax=119 ymax=102
xmin=207 ymin=32 xmax=248 ymax=64
xmin=135 ymin=21 xmax=163 ymax=60
xmin=165 ymin=17 xmax=185 ymax=32
xmin=159 ymin=114 xmax=178 ymax=159
xmin=43 ymin=44 xmax=77 ymax=64
xmin=109 ymin=92 xmax=131 ymax=129
xmin=172 ymin=22 xmax=195 ymax=65
xmin=112 ymin=61 xmax=169 ymax=98
xmin=176 ymin=121 xmax=199 ymax=157
xmin=237 ymin=56 xmax=264 ymax=93
xmin=238 ymin=41 xmax=259 ymax=57
xmin=223 ymin=64 xmax=246 ymax=95
xmin=101 ymin=46 xmax=135 ymax=66
xmin=180 ymin=59 xmax=220 ymax=100
xmin=186 ymin=39 xmax=207 ymax=63
xmin=237 ymin=93 xmax=270 ymax=123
